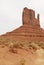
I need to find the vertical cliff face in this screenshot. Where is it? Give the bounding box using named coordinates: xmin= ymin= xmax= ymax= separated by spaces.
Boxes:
xmin=22 ymin=7 xmax=40 ymax=28
xmin=1 ymin=7 xmax=44 ymax=42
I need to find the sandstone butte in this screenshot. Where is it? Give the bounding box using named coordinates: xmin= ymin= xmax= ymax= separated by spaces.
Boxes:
xmin=1 ymin=7 xmax=44 ymax=42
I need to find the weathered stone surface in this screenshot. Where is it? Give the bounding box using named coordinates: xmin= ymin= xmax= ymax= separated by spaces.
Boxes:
xmin=22 ymin=7 xmax=40 ymax=27
xmin=1 ymin=7 xmax=44 ymax=42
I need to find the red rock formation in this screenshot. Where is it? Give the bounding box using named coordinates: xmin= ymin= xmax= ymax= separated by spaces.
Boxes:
xmin=22 ymin=7 xmax=40 ymax=28
xmin=2 ymin=7 xmax=44 ymax=42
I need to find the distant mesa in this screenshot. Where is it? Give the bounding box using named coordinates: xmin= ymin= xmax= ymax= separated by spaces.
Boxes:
xmin=1 ymin=7 xmax=44 ymax=42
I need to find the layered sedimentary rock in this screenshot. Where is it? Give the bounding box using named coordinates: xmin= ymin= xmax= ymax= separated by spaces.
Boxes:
xmin=2 ymin=7 xmax=44 ymax=42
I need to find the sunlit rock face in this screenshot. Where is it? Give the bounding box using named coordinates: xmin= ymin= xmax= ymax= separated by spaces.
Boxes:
xmin=1 ymin=7 xmax=44 ymax=42
xmin=22 ymin=7 xmax=40 ymax=28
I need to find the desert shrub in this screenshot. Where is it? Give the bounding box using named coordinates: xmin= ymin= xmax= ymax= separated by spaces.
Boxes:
xmin=28 ymin=42 xmax=38 ymax=51
xmin=1 ymin=44 xmax=5 ymax=48
xmin=9 ymin=47 xmax=17 ymax=53
xmin=14 ymin=43 xmax=20 ymax=48
xmin=39 ymin=42 xmax=44 ymax=49
xmin=8 ymin=42 xmax=18 ymax=53
xmin=11 ymin=41 xmax=24 ymax=49
xmin=8 ymin=41 xmax=23 ymax=53
xmin=35 ymin=42 xmax=44 ymax=49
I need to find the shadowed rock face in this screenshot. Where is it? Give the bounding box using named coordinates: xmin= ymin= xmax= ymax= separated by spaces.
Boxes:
xmin=1 ymin=7 xmax=44 ymax=42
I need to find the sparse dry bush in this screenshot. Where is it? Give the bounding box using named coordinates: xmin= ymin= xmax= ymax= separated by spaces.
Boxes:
xmin=9 ymin=47 xmax=17 ymax=53
xmin=34 ymin=42 xmax=44 ymax=49
xmin=28 ymin=42 xmax=39 ymax=51
xmin=8 ymin=41 xmax=24 ymax=53
xmin=8 ymin=42 xmax=17 ymax=53
xmin=38 ymin=42 xmax=44 ymax=49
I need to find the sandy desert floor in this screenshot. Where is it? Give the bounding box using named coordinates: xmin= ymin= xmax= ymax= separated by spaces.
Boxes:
xmin=0 ymin=44 xmax=44 ymax=65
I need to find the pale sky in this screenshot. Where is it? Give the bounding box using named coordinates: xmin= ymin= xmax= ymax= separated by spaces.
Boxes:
xmin=0 ymin=0 xmax=44 ymax=35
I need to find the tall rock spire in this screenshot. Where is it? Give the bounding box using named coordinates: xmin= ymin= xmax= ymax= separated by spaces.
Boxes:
xmin=22 ymin=7 xmax=40 ymax=28
xmin=37 ymin=14 xmax=40 ymax=21
xmin=22 ymin=7 xmax=35 ymax=25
